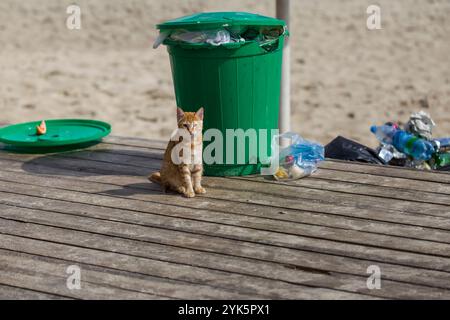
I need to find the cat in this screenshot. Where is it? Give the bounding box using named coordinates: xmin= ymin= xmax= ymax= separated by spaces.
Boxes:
xmin=148 ymin=107 xmax=206 ymax=198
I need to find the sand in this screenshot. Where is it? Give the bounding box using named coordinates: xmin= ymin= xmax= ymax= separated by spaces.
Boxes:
xmin=1 ymin=0 xmax=450 ymax=148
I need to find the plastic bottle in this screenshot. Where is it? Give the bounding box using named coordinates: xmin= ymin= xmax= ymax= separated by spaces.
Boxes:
xmin=435 ymin=153 xmax=450 ymax=168
xmin=435 ymin=137 xmax=450 ymax=152
xmin=370 ymin=125 xmax=435 ymax=160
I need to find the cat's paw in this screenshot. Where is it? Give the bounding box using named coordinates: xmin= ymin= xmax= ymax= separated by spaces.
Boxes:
xmin=183 ymin=190 xmax=196 ymax=198
xmin=194 ymin=186 xmax=206 ymax=194
xmin=175 ymin=186 xmax=186 ymax=194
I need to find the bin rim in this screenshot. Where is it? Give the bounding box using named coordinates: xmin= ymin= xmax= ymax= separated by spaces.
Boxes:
xmin=156 ymin=11 xmax=286 ymax=31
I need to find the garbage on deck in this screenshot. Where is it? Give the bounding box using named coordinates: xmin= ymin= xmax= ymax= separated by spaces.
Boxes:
xmin=326 ymin=111 xmax=450 ymax=171
xmin=271 ymin=132 xmax=325 ymax=181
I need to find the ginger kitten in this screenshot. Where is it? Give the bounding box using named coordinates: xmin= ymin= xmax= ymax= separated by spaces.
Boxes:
xmin=148 ymin=107 xmax=206 ymax=198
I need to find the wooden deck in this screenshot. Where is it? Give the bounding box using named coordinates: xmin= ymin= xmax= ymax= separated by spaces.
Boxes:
xmin=0 ymin=135 xmax=450 ymax=299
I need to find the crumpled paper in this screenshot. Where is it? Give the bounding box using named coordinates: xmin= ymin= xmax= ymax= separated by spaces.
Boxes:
xmin=404 ymin=110 xmax=435 ymax=140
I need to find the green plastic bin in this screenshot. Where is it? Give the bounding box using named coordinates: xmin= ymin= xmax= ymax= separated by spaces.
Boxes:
xmin=157 ymin=12 xmax=286 ymax=176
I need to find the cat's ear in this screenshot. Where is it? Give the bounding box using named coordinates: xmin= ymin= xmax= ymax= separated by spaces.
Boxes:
xmin=177 ymin=107 xmax=185 ymax=122
xmin=196 ymin=107 xmax=204 ymax=120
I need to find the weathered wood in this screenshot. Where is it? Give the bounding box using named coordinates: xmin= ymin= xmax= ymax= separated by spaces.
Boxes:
xmin=311 ymin=169 xmax=450 ymax=195
xmin=3 ymin=156 xmax=450 ymax=233
xmin=0 ymin=284 xmax=69 ymax=300
xmin=0 ymin=251 xmax=162 ymax=300
xmin=320 ymin=160 xmax=450 ymax=184
xmin=0 ymin=232 xmax=369 ymax=299
xmin=1 ymin=175 xmax=450 ymax=269
xmin=1 ymin=153 xmax=449 ymax=220
xmin=1 ymin=218 xmax=449 ymax=299
xmin=1 ymin=178 xmax=450 ymax=268
xmin=103 ymin=136 xmax=167 ymax=149
xmin=2 ymin=189 xmax=450 ymax=293
xmin=1 ymin=135 xmax=450 ymax=299
xmin=0 ymin=249 xmax=251 ymax=300
xmin=3 ymin=193 xmax=450 ymax=292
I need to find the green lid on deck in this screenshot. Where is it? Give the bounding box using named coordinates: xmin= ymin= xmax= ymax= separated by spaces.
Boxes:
xmin=0 ymin=119 xmax=111 ymax=148
xmin=156 ymin=12 xmax=286 ymax=30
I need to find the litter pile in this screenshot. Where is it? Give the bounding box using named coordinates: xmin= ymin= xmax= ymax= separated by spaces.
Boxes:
xmin=326 ymin=111 xmax=450 ymax=171
xmin=270 ymin=132 xmax=325 ymax=181
xmin=153 ymin=25 xmax=287 ymax=50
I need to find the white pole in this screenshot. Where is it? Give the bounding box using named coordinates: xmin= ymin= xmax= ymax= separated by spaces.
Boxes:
xmin=276 ymin=0 xmax=291 ymax=136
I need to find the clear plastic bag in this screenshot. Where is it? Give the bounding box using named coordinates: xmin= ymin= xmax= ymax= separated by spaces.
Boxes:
xmin=270 ymin=132 xmax=325 ymax=181
xmin=168 ymin=29 xmax=243 ymax=46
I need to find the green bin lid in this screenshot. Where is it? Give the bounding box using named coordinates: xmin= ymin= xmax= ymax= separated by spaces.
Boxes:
xmin=0 ymin=119 xmax=111 ymax=148
xmin=157 ymin=12 xmax=286 ymax=31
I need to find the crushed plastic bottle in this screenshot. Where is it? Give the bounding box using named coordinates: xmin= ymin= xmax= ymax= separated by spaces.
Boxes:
xmin=377 ymin=144 xmax=394 ymax=163
xmin=370 ymin=124 xmax=435 ymax=161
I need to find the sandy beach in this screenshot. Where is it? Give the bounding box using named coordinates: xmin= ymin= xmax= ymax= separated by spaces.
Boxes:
xmin=1 ymin=0 xmax=450 ymax=148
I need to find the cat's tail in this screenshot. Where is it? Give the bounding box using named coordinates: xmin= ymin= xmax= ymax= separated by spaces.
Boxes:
xmin=148 ymin=171 xmax=162 ymax=184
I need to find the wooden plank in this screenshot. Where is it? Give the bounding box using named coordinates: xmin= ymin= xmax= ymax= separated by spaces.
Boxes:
xmin=0 ymin=284 xmax=69 ymax=300
xmin=98 ymin=143 xmax=450 ymax=197
xmin=2 ymin=216 xmax=450 ymax=299
xmin=0 ymin=252 xmax=161 ymax=300
xmin=0 ymin=166 xmax=450 ymax=262
xmin=1 ymin=180 xmax=450 ymax=263
xmin=4 ymin=157 xmax=449 ymax=237
xmin=1 ymin=145 xmax=449 ymax=210
xmin=75 ymin=144 xmax=450 ymax=198
xmin=310 ymin=169 xmax=450 ymax=195
xmin=101 ymin=135 xmax=448 ymax=175
xmin=2 ymin=194 xmax=450 ymax=293
xmin=321 ymin=160 xmax=450 ymax=184
xmin=2 ymin=161 xmax=450 ymax=229
xmin=84 ymin=143 xmax=450 ymax=195
xmin=2 ymin=158 xmax=450 ymax=236
xmin=2 ymin=190 xmax=450 ymax=292
xmin=38 ymin=142 xmax=450 ymax=198
xmin=103 ymin=136 xmax=167 ymax=149
xmin=0 ymin=232 xmax=368 ymax=299
xmin=0 ymin=249 xmax=254 ymax=300
xmin=76 ymin=140 xmax=450 ymax=195
xmin=233 ymin=175 xmax=450 ymax=208
xmin=3 ymin=154 xmax=450 ymax=229
xmin=5 ymin=136 xmax=447 ymax=296
xmin=104 ymin=135 xmax=450 ymax=184
xmin=1 ymin=153 xmax=449 ymax=220
xmin=1 ymin=175 xmax=450 ymax=263
xmin=1 ymin=189 xmax=449 ymax=253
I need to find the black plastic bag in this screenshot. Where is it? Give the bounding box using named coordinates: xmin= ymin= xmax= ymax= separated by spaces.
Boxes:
xmin=325 ymin=136 xmax=385 ymax=165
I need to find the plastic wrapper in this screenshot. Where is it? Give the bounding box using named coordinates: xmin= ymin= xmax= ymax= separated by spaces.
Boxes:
xmin=168 ymin=29 xmax=243 ymax=46
xmin=404 ymin=110 xmax=435 ymax=140
xmin=271 ymin=132 xmax=324 ymax=181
